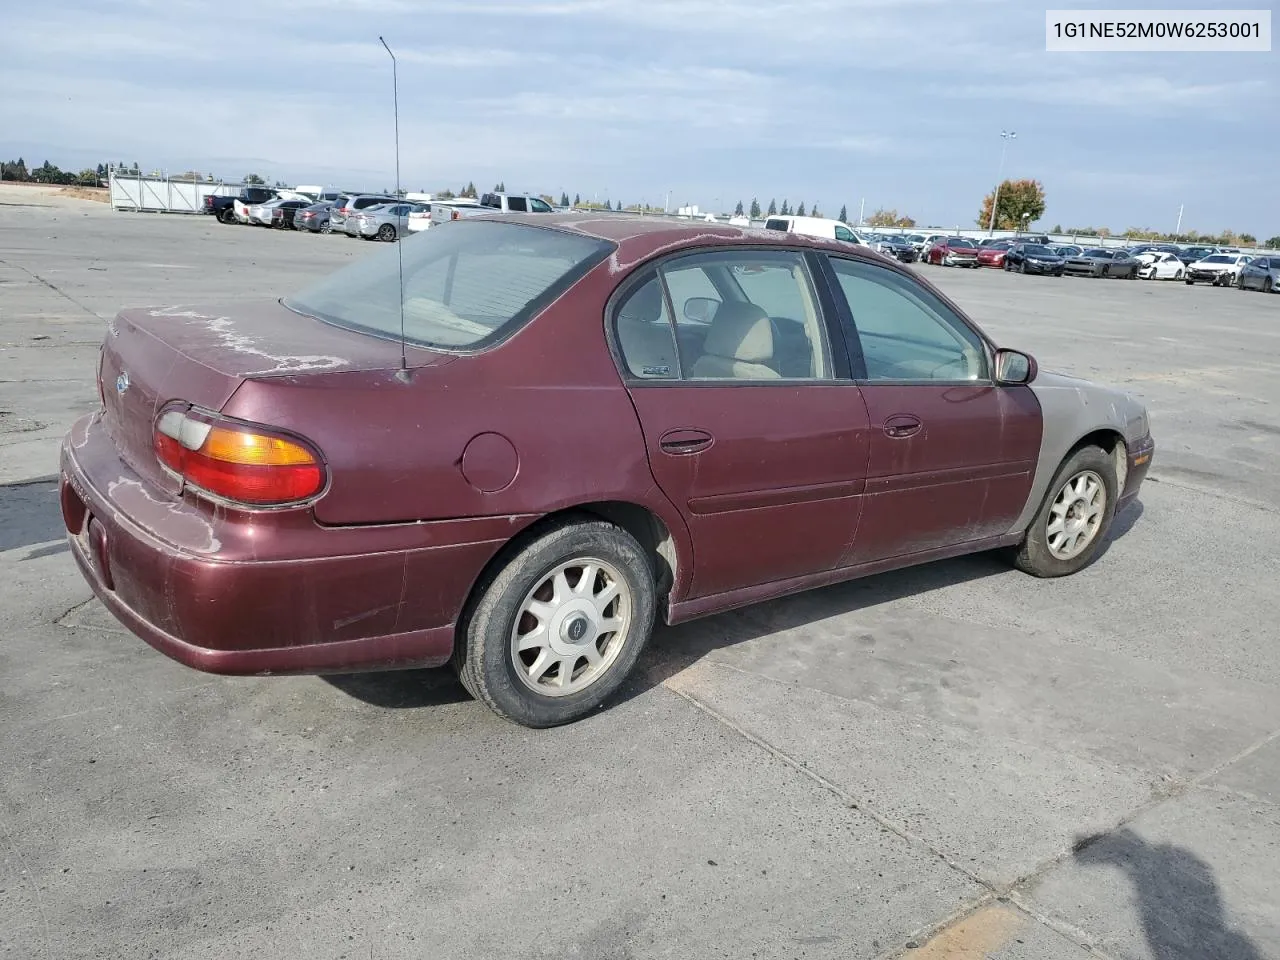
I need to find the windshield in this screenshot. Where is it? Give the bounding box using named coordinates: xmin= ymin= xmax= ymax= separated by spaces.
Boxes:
xmin=1082 ymin=249 xmax=1112 ymax=258
xmin=1201 ymin=254 xmax=1232 ymax=263
xmin=1023 ymin=245 xmax=1054 ymax=256
xmin=284 ymin=221 xmax=614 ymax=350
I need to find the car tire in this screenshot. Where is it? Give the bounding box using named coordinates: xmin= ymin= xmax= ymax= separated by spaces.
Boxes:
xmin=1018 ymin=261 xmax=1026 ymax=274
xmin=1013 ymin=445 xmax=1118 ymax=579
xmin=319 ymin=221 xmax=332 ymax=234
xmin=1175 ymin=269 xmax=1184 ymax=280
xmin=453 ymin=519 xmax=657 ymax=727
xmin=217 ymin=208 xmax=237 ymax=225
xmin=378 ymin=224 xmax=397 ymax=242
xmin=1264 ymin=277 xmax=1274 ymax=293
xmin=1185 ymin=279 xmax=1194 ymax=285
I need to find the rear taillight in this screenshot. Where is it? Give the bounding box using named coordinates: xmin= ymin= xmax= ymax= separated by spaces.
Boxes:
xmin=451 ymin=209 xmax=460 ymax=220
xmin=153 ymin=405 xmax=325 ymax=506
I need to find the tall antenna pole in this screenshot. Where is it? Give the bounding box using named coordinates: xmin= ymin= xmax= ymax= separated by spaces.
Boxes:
xmin=380 ymin=36 xmax=409 ymax=379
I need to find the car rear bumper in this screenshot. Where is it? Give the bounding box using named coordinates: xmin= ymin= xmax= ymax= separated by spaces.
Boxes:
xmin=58 ymin=413 xmax=516 ymax=675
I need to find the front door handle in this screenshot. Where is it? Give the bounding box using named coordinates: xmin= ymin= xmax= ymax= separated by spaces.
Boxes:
xmin=883 ymin=415 xmax=922 ymax=439
xmin=659 ymin=428 xmax=714 ymax=455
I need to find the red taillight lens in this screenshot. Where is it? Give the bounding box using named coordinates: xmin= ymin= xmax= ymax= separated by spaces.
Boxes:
xmin=451 ymin=210 xmax=460 ymax=220
xmin=154 ymin=406 xmax=325 ymax=506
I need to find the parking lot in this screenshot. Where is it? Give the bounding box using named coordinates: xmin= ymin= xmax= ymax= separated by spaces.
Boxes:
xmin=2 ymin=189 xmax=1278 ymax=959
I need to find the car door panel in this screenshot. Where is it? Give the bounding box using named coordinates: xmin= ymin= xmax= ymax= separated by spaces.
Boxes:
xmin=615 ymin=253 xmax=872 ymax=600
xmin=822 ymin=256 xmax=1042 ymax=565
xmin=629 ymin=385 xmax=869 ymax=599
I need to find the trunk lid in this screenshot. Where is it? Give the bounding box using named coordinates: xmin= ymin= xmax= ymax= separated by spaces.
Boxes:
xmin=99 ymin=301 xmax=434 ymax=497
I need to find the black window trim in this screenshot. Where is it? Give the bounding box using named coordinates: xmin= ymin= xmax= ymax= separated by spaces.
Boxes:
xmin=605 ymin=245 xmax=853 ymax=387
xmin=818 ymin=253 xmax=997 ymax=387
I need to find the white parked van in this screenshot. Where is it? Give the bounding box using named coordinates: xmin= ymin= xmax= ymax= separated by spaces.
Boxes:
xmin=762 ymin=215 xmax=863 ymax=245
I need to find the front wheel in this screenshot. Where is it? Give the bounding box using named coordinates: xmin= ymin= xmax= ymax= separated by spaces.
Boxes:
xmin=1013 ymin=446 xmax=1118 ymax=578
xmin=1264 ymin=277 xmax=1274 ymax=293
xmin=453 ymin=520 xmax=657 ymax=727
xmin=319 ymin=220 xmax=332 ymax=234
xmin=378 ymin=223 xmax=397 ymax=242
xmin=1174 ymin=269 xmax=1184 ymax=280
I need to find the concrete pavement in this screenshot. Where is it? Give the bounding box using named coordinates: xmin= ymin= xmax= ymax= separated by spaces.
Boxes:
xmin=2 ymin=188 xmax=1277 ymax=958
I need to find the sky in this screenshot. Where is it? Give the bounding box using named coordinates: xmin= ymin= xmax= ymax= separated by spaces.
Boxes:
xmin=1 ymin=0 xmax=1276 ymax=235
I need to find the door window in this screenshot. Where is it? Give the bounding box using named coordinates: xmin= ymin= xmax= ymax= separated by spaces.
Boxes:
xmin=834 ymin=225 xmax=859 ymax=243
xmin=529 ymin=198 xmax=553 ymax=213
xmin=828 ymin=258 xmax=988 ymax=382
xmin=660 ymin=252 xmax=830 ymax=381
xmin=506 ymin=197 xmax=528 ymax=212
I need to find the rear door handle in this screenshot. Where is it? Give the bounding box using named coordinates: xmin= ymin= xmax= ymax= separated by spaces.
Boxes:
xmin=883 ymin=415 xmax=922 ymax=439
xmin=659 ymin=428 xmax=714 ymax=455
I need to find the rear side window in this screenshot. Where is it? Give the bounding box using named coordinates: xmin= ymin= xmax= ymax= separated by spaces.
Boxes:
xmin=614 ymin=277 xmax=678 ymax=379
xmin=506 ymin=196 xmax=528 ymax=213
xmin=285 ymin=222 xmax=613 ymax=351
xmin=763 ymin=219 xmax=790 ymax=232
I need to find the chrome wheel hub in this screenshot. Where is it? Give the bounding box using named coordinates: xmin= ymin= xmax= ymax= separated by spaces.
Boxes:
xmin=510 ymin=558 xmax=630 ymax=697
xmin=1047 ymin=470 xmax=1106 ymax=560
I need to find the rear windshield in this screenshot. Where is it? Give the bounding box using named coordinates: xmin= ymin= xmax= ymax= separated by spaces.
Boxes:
xmin=763 ymin=219 xmax=790 ymax=232
xmin=946 ymin=238 xmax=975 ymax=248
xmin=284 ymin=221 xmax=614 ymax=351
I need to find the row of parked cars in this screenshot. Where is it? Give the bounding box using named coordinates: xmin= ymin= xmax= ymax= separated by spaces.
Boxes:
xmin=901 ymin=234 xmax=1277 ymax=289
xmin=203 ymin=187 xmax=554 ymax=241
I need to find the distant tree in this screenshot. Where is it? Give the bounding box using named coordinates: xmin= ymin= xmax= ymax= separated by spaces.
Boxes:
xmin=796 ymin=202 xmax=806 ymax=217
xmin=1239 ymin=233 xmax=1256 ymax=244
xmin=895 ymin=215 xmax=917 ymax=228
xmin=866 ymin=208 xmax=900 ymax=227
xmin=560 ymin=192 xmax=569 ymax=206
xmin=838 ymin=204 xmax=848 ymax=223
xmin=436 ymin=188 xmax=456 ymax=200
xmin=811 ymin=205 xmax=821 ymax=218
xmin=766 ymin=199 xmax=777 ymax=216
xmin=977 ymin=178 xmax=1046 ymax=231
xmin=31 ymin=160 xmax=75 ymax=185
xmin=573 ymin=193 xmax=580 ymax=206
xmin=1266 ymin=237 xmax=1280 ymax=249
xmin=539 ymin=194 xmax=555 ymax=206
xmin=1051 ymin=223 xmax=1063 ymax=233
xmin=462 ymin=181 xmax=477 ymax=198
xmin=780 ymin=199 xmax=790 ymax=216
xmin=734 ymin=200 xmax=744 ymax=216
xmin=174 ymin=170 xmax=203 ymax=182
xmin=76 ymin=168 xmax=100 ymax=186
xmin=749 ymin=198 xmax=762 ymax=219
xmin=244 ymin=172 xmax=264 ymax=185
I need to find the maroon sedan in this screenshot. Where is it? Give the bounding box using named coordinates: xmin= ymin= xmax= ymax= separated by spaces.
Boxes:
xmin=925 ymin=236 xmax=980 ymax=267
xmin=61 ymin=217 xmax=1153 ymax=726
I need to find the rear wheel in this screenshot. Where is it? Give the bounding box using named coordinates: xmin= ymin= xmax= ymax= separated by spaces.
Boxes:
xmin=377 ymin=223 xmax=397 ymax=242
xmin=319 ymin=220 xmax=332 ymax=234
xmin=217 ymin=207 xmax=237 ymax=224
xmin=1013 ymin=446 xmax=1118 ymax=578
xmin=453 ymin=520 xmax=657 ymax=727
xmin=1174 ymin=268 xmax=1184 ymax=280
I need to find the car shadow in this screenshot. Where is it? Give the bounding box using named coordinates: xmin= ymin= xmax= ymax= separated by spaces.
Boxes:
xmin=0 ymin=475 xmax=65 ymax=555
xmin=1073 ymin=827 xmax=1264 ymax=959
xmin=326 ymin=498 xmax=1145 ymax=714
xmin=620 ymin=497 xmax=1146 ymax=703
xmin=321 ymin=667 xmax=470 ymax=709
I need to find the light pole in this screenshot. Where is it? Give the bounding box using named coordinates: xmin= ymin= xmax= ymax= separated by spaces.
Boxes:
xmin=988 ymin=130 xmax=1017 ymax=234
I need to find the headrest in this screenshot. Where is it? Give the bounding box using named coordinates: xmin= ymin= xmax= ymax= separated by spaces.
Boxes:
xmin=703 ymin=302 xmax=772 ymax=363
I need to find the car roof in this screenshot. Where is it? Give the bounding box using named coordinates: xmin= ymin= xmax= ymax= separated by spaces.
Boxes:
xmin=467 ymin=214 xmax=899 ymax=267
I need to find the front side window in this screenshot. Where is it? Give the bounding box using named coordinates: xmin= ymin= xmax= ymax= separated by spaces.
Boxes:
xmin=834 ymin=225 xmax=859 ymax=243
xmin=530 ymin=198 xmax=553 ymax=213
xmin=506 ymin=196 xmax=528 ymax=213
xmin=658 ymin=251 xmax=829 ymax=381
xmin=286 ymin=221 xmax=613 ymax=350
xmin=828 ymin=258 xmax=988 ymax=382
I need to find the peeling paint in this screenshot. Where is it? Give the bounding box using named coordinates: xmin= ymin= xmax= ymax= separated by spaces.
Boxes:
xmin=106 ymin=477 xmax=222 ymax=554
xmin=147 ymin=306 xmax=348 ymax=374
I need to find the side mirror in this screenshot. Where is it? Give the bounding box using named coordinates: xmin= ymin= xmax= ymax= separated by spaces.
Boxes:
xmin=683 ymin=297 xmax=720 ymax=324
xmin=995 ymin=348 xmax=1037 ymax=385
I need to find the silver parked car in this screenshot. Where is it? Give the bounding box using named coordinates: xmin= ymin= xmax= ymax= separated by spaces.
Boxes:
xmin=344 ymin=202 xmax=424 ymax=241
xmin=329 ymin=194 xmax=398 ymax=233
xmin=1237 ymin=254 xmax=1280 ymax=293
